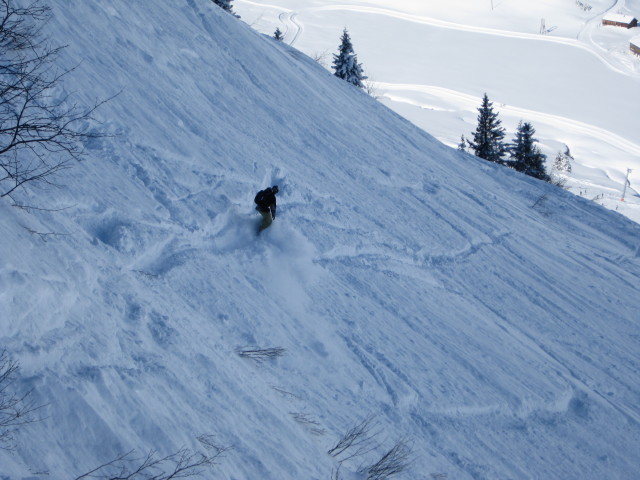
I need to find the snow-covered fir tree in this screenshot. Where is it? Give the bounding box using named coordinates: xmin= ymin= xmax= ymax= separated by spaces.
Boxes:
xmin=553 ymin=150 xmax=572 ymax=173
xmin=274 ymin=27 xmax=284 ymax=41
xmin=468 ymin=94 xmax=507 ymax=163
xmin=509 ymin=121 xmax=549 ymax=181
xmin=332 ymin=28 xmax=367 ymax=89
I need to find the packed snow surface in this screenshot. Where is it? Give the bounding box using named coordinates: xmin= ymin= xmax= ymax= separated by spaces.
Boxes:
xmin=1 ymin=1 xmax=640 ymax=479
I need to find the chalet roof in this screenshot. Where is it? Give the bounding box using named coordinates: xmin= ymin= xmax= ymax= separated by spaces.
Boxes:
xmin=631 ymin=35 xmax=640 ymax=48
xmin=602 ymin=13 xmax=637 ymax=24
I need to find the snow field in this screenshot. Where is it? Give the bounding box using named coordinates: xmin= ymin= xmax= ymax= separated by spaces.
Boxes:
xmin=0 ymin=1 xmax=639 ymax=479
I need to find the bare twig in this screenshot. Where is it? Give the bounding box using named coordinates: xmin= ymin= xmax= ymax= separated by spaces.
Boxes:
xmin=236 ymin=347 xmax=286 ymax=361
xmin=22 ymin=224 xmax=71 ymax=241
xmin=73 ymin=437 xmax=230 ymax=480
xmin=10 ymin=201 xmax=74 ymax=212
xmin=271 ymin=386 xmax=302 ymax=400
xmin=197 ymin=433 xmax=233 ymax=457
xmin=290 ymin=412 xmax=325 ymax=436
xmin=530 ymin=193 xmax=549 ymax=210
xmin=0 ymin=0 xmax=110 ymax=198
xmin=328 ymin=415 xmax=380 ymax=462
xmin=0 ymin=350 xmax=46 ymax=451
xmin=362 ymin=439 xmax=413 ymax=480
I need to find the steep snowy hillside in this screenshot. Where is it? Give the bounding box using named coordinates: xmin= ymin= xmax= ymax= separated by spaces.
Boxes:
xmin=1 ymin=1 xmax=639 ymax=479
xmin=236 ymin=0 xmax=640 ymax=223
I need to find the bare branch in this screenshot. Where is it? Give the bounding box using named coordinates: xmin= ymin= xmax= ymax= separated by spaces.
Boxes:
xmin=0 ymin=0 xmax=110 ymax=198
xmin=196 ymin=433 xmax=233 ymax=457
xmin=73 ymin=438 xmax=230 ymax=480
xmin=362 ymin=439 xmax=413 ymax=480
xmin=0 ymin=349 xmax=46 ymax=451
xmin=10 ymin=200 xmax=74 ymax=212
xmin=271 ymin=386 xmax=302 ymax=400
xmin=290 ymin=412 xmax=326 ymax=436
xmin=22 ymin=224 xmax=71 ymax=241
xmin=328 ymin=414 xmax=380 ymax=462
xmin=236 ymin=346 xmax=287 ymax=362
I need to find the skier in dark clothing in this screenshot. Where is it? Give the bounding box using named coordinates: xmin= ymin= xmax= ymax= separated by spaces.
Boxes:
xmin=254 ymin=185 xmax=279 ymax=232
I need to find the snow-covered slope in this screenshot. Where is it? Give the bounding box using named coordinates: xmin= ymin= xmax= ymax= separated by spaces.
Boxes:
xmin=236 ymin=0 xmax=640 ymax=223
xmin=1 ymin=1 xmax=640 ymax=479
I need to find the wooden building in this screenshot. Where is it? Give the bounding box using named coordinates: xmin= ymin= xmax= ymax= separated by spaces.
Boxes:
xmin=602 ymin=13 xmax=638 ymax=28
xmin=631 ymin=36 xmax=640 ymax=56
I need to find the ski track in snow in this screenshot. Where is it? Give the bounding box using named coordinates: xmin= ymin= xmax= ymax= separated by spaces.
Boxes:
xmin=374 ymin=82 xmax=640 ymax=156
xmin=2 ymin=1 xmax=640 ymax=479
xmin=270 ymin=5 xmax=640 ymax=156
xmin=278 ymin=11 xmax=303 ymax=46
xmin=267 ymin=2 xmax=635 ymax=76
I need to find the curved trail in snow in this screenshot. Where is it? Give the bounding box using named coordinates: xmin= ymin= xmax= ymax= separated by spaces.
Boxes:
xmin=288 ymin=13 xmax=303 ymax=46
xmin=237 ymin=1 xmax=305 ymax=45
xmin=245 ymin=1 xmax=636 ymax=76
xmin=375 ymin=82 xmax=640 ymax=156
xmin=576 ymin=0 xmax=632 ymax=69
xmin=278 ymin=11 xmax=303 ymax=46
xmin=305 ymin=4 xmax=632 ymax=76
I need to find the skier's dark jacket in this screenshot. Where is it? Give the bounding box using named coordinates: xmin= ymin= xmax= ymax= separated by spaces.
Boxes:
xmin=254 ymin=187 xmax=277 ymax=218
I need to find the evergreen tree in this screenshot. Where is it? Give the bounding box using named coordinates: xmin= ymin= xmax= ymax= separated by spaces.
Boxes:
xmin=212 ymin=0 xmax=235 ymax=14
xmin=468 ymin=94 xmax=507 ymax=163
xmin=332 ymin=28 xmax=367 ymax=89
xmin=273 ymin=27 xmax=284 ymax=41
xmin=553 ymin=151 xmax=572 ymax=173
xmin=553 ymin=146 xmax=573 ymax=174
xmin=458 ymin=134 xmax=467 ymax=152
xmin=509 ymin=121 xmax=549 ymax=181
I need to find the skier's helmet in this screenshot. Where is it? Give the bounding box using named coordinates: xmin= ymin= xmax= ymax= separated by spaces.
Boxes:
xmin=272 ymin=185 xmax=279 ymax=193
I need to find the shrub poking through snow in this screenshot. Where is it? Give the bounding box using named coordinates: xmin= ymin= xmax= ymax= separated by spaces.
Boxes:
xmin=73 ymin=436 xmax=231 ymax=480
xmin=328 ymin=414 xmax=380 ymax=462
xmin=361 ymin=439 xmax=413 ymax=480
xmin=236 ymin=346 xmax=287 ymax=361
xmin=0 ymin=350 xmax=43 ymax=451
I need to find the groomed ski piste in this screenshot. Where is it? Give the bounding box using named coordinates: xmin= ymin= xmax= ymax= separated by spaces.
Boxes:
xmin=1 ymin=1 xmax=640 ymax=479
xmin=236 ymin=0 xmax=640 ymax=224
